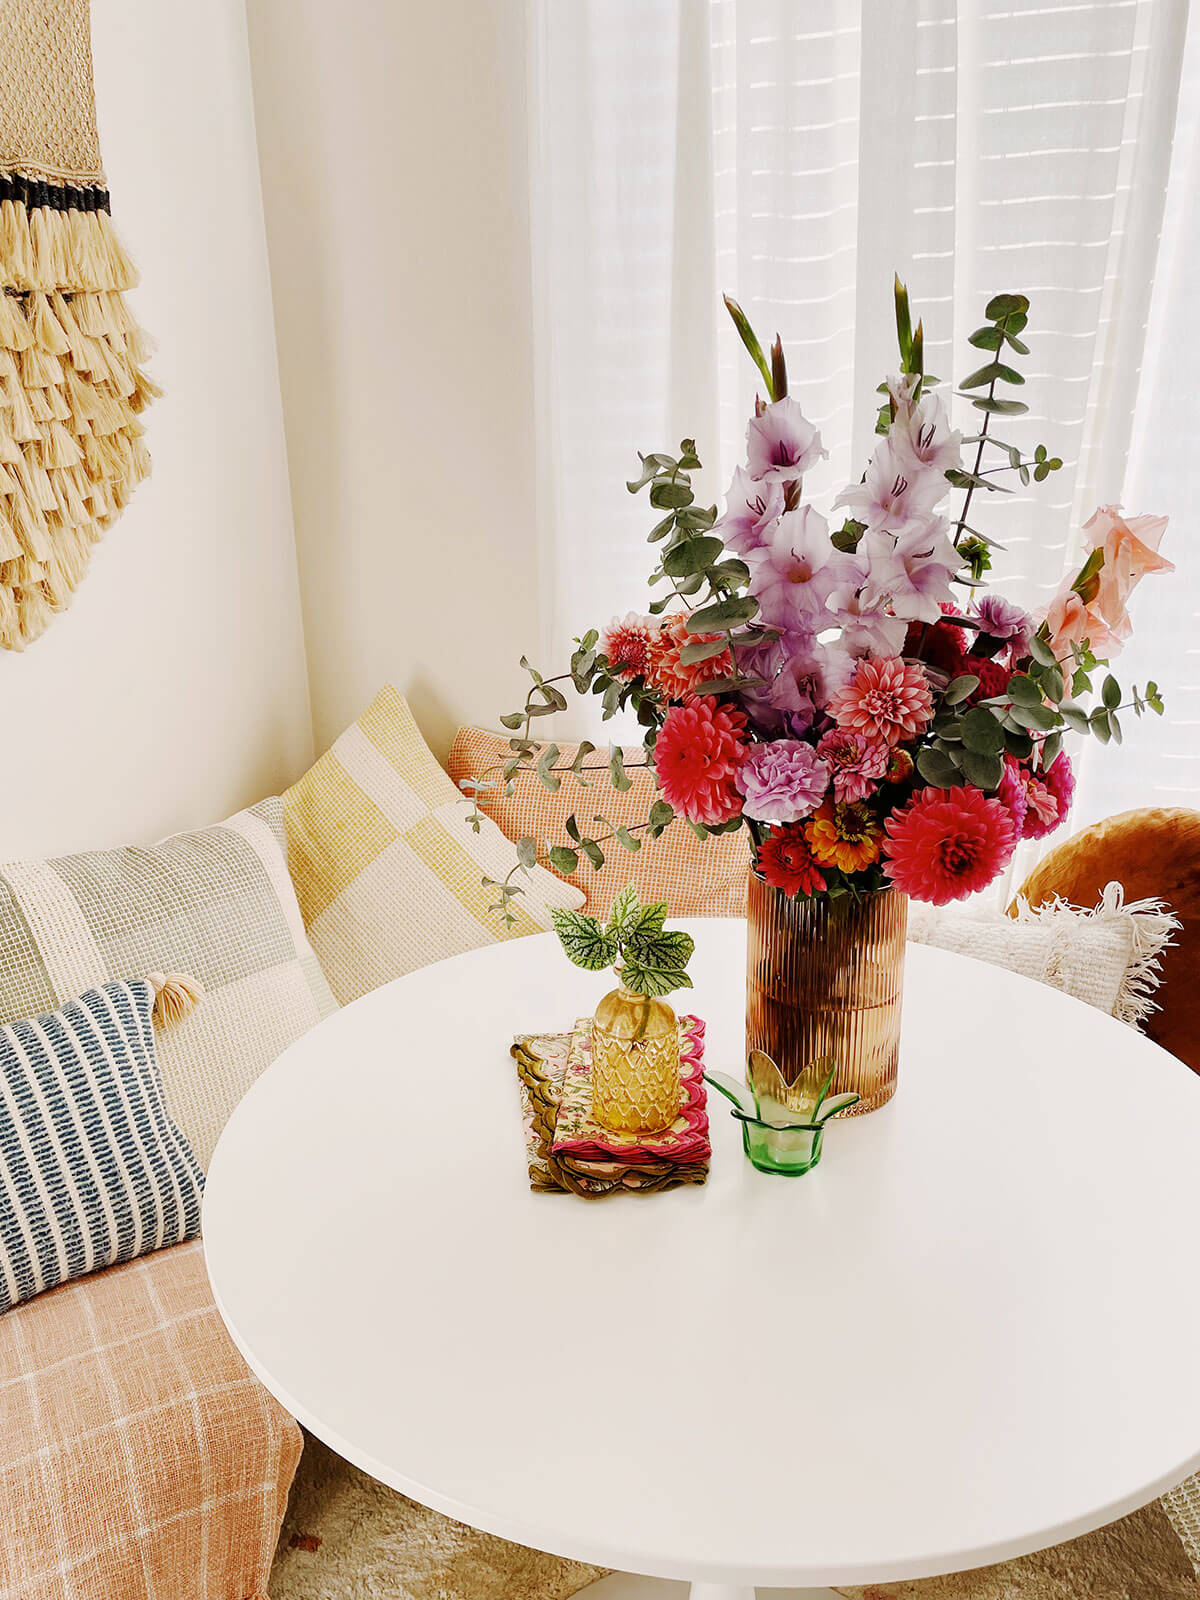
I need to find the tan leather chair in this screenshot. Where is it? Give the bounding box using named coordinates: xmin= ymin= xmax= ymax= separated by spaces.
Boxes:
xmin=1012 ymin=807 xmax=1200 ymax=1073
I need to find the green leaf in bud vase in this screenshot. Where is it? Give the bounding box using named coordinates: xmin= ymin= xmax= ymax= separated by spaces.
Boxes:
xmin=551 ymin=908 xmax=616 ymax=970
xmin=1102 ymin=673 xmax=1121 ymax=709
xmin=548 ymin=846 xmax=579 ymax=875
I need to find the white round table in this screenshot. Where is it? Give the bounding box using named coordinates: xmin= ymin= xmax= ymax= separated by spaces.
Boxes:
xmin=203 ymin=920 xmax=1200 ymax=1599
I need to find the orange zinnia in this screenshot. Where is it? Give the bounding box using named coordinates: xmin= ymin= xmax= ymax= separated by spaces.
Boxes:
xmin=805 ymin=799 xmax=882 ymax=874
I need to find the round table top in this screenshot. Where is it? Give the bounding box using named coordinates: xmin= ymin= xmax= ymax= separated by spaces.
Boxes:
xmin=203 ymin=919 xmax=1200 ymax=1590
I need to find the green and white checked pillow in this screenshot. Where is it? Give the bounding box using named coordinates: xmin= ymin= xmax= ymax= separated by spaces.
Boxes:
xmin=0 ymin=799 xmax=336 ymax=1167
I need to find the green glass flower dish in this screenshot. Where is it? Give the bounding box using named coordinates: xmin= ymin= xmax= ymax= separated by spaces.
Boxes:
xmin=705 ymin=1052 xmax=859 ymax=1177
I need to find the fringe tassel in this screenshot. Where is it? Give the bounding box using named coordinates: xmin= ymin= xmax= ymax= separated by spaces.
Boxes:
xmin=0 ymin=185 xmax=156 ymax=649
xmin=148 ymin=972 xmax=205 ymax=1028
xmin=1013 ymin=882 xmax=1180 ymax=1029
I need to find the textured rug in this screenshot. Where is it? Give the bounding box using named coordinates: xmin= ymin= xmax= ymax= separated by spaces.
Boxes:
xmin=835 ymin=1498 xmax=1200 ymax=1600
xmin=269 ymin=1434 xmax=607 ymax=1600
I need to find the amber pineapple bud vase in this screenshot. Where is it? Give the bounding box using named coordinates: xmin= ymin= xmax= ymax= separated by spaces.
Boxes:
xmin=746 ymin=872 xmax=908 ymax=1115
xmin=590 ymin=982 xmax=682 ymax=1135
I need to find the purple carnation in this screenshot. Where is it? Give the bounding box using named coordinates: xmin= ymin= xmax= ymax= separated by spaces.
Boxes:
xmin=975 ymin=593 xmax=1033 ymax=659
xmin=735 ymin=740 xmax=830 ymax=824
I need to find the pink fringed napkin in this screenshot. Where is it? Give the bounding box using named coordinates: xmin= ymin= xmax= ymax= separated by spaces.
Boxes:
xmin=511 ymin=1015 xmax=709 ymax=1195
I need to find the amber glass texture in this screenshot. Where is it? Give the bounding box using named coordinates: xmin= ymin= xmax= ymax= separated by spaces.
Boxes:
xmin=745 ymin=874 xmax=907 ymax=1116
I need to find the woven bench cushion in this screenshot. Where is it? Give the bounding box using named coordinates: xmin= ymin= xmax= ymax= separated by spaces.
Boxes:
xmin=0 ymin=1240 xmax=301 ymax=1600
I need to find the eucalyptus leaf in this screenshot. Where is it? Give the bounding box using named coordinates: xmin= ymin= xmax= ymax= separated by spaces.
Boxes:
xmin=548 ymin=846 xmax=579 ymax=874
xmin=1006 ymin=673 xmax=1043 ymax=706
xmin=687 ymin=596 xmax=759 ymax=632
xmin=916 ymin=746 xmax=961 ymax=788
xmin=662 ymin=536 xmax=724 ymax=577
xmin=679 ymin=637 xmax=730 ymax=665
xmin=943 ymin=674 xmax=980 ymax=706
xmin=1040 ymin=732 xmax=1063 ymax=770
xmin=961 ymin=707 xmax=1006 ymax=755
xmin=649 ymin=480 xmax=693 ymax=511
xmin=609 ymin=744 xmax=632 ymax=792
xmin=959 ymin=748 xmax=1004 ymax=790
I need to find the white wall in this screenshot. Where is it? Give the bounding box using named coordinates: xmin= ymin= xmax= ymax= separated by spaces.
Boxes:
xmin=245 ymin=0 xmax=542 ymax=763
xmin=1 ymin=0 xmax=313 ymax=859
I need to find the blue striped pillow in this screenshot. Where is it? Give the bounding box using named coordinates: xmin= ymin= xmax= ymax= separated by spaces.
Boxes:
xmin=0 ymin=979 xmax=204 ymax=1313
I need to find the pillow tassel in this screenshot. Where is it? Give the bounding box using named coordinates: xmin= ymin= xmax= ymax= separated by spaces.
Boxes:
xmin=148 ymin=971 xmax=205 ymax=1028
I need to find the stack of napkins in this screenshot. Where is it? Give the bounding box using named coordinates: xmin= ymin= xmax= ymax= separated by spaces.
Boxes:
xmin=511 ymin=1016 xmax=710 ymax=1195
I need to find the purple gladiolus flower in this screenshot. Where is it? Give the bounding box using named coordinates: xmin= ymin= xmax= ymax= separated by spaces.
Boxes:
xmin=745 ymin=396 xmax=826 ymax=484
xmin=862 ymin=517 xmax=962 ymax=624
xmin=748 ymin=505 xmax=861 ymax=633
xmin=714 ymin=466 xmax=786 ymax=556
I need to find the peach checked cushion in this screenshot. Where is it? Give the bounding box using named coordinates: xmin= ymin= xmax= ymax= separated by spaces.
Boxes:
xmin=446 ymin=727 xmax=752 ymax=920
xmin=0 ymin=1239 xmax=301 ymax=1600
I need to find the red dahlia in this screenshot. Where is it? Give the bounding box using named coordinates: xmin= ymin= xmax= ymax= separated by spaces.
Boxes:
xmin=903 ymin=618 xmax=967 ymax=679
xmin=756 ymin=824 xmax=827 ymax=898
xmin=882 ymin=784 xmax=1016 ymax=905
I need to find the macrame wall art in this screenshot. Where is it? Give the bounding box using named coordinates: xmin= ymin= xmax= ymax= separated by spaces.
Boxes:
xmin=0 ymin=0 xmax=156 ymax=650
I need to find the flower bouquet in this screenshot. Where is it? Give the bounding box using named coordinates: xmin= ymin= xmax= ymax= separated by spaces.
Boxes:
xmin=467 ymin=278 xmax=1170 ymax=1111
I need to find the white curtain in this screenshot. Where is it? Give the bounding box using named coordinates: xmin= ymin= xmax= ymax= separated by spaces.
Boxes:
xmin=529 ymin=0 xmax=1194 ymax=829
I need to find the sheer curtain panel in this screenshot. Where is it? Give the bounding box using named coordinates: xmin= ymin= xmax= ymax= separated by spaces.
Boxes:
xmin=529 ymin=0 xmax=1192 ymax=836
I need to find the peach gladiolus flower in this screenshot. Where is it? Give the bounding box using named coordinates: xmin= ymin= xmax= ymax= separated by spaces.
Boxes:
xmin=1086 ymin=505 xmax=1173 ymax=651
xmin=1044 ymin=588 xmax=1121 ymax=661
xmin=1043 ymin=504 xmax=1171 ymax=661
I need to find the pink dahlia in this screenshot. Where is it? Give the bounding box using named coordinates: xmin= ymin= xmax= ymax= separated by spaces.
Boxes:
xmin=816 ymin=728 xmax=890 ymax=803
xmin=1020 ymin=751 xmax=1075 ymax=841
xmin=735 ymin=740 xmax=830 ymax=824
xmin=883 ymin=785 xmax=1016 ymax=905
xmin=829 ymin=657 xmax=934 ymax=748
xmin=601 ymin=613 xmax=655 ymax=681
xmin=996 ymin=755 xmax=1029 ymax=838
xmin=646 ymin=616 xmax=732 ymax=702
xmin=653 ymin=700 xmax=748 ymax=825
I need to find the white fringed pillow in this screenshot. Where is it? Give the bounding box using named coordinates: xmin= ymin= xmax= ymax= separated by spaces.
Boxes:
xmin=907 ymin=883 xmax=1178 ymax=1027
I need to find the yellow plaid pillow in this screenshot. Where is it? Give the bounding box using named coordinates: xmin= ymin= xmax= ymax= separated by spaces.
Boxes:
xmin=282 ymin=688 xmax=584 ymax=1005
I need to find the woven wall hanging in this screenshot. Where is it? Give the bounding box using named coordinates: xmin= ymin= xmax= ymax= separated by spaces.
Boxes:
xmin=0 ymin=0 xmax=156 ymax=650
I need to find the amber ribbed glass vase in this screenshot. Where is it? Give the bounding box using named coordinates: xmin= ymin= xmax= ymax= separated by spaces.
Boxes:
xmin=746 ymin=873 xmax=908 ymax=1115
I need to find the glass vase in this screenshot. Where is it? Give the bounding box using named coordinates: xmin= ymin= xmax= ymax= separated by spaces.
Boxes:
xmin=590 ymin=984 xmax=681 ymax=1135
xmin=745 ymin=873 xmax=907 ymax=1116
